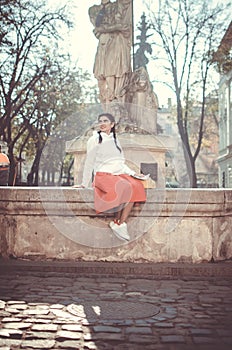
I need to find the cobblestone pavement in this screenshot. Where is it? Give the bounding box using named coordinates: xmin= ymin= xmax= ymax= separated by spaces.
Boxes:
xmin=0 ymin=259 xmax=232 ymax=350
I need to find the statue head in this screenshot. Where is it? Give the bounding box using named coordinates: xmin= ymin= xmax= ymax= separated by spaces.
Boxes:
xmin=118 ymin=0 xmax=132 ymax=5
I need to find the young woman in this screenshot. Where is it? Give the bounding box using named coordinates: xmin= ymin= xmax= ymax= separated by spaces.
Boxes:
xmin=78 ymin=113 xmax=146 ymax=241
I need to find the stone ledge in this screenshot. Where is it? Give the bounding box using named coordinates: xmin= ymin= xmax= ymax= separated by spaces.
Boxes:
xmin=0 ymin=188 xmax=231 ymax=217
xmin=0 ymin=188 xmax=232 ymax=263
xmin=0 ymin=259 xmax=232 ymax=278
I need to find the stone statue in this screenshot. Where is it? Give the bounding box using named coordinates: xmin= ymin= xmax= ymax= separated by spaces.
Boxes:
xmin=126 ymin=66 xmax=159 ymax=134
xmin=88 ymin=1 xmax=158 ymax=134
xmin=89 ymin=0 xmax=132 ymax=104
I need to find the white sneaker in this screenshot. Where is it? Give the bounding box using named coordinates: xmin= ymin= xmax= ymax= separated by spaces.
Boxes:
xmin=109 ymin=221 xmax=130 ymax=241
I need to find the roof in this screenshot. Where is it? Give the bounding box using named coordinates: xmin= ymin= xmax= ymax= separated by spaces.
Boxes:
xmin=213 ymin=21 xmax=232 ymax=62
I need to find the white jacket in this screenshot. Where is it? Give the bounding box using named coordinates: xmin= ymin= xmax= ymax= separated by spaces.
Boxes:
xmin=81 ymin=131 xmax=135 ymax=187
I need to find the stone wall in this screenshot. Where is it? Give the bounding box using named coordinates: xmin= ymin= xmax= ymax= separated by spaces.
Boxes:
xmin=0 ymin=187 xmax=231 ymax=263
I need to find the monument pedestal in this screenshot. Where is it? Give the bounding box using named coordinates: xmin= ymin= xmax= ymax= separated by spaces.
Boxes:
xmin=66 ymin=130 xmax=172 ymax=188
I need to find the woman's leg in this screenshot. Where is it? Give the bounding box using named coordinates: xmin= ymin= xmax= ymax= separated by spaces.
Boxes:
xmin=114 ymin=210 xmax=122 ymax=222
xmin=119 ymin=202 xmax=134 ymax=224
xmin=113 ymin=204 xmax=123 ymax=223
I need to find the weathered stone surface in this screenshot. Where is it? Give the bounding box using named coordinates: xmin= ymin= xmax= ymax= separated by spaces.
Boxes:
xmin=7 ymin=301 xmax=26 ymax=305
xmin=2 ymin=322 xmax=32 ymax=329
xmin=92 ymin=326 xmax=121 ymax=333
xmin=0 ymin=339 xmax=22 ymax=347
xmin=23 ymin=309 xmax=49 ymax=316
xmin=88 ymin=332 xmax=124 ymax=340
xmin=0 ymin=301 xmax=6 ymax=310
xmin=1 ymin=317 xmax=22 ymax=323
xmin=6 ymin=304 xmax=27 ymax=310
xmin=25 ymin=331 xmax=55 ymax=339
xmin=0 ymin=311 xmax=11 ymax=318
xmin=0 ymin=328 xmax=23 ymax=338
xmin=50 ymin=309 xmax=81 ymax=321
xmin=49 ymin=304 xmax=64 ymax=309
xmin=20 ymin=339 xmax=55 ymax=348
xmin=25 ymin=318 xmax=52 ymax=324
xmin=0 ymin=188 xmax=232 ymax=262
xmin=31 ymin=324 xmax=58 ymax=332
xmin=125 ymin=326 xmax=152 ymax=334
xmin=160 ymin=335 xmax=185 ymax=343
xmin=61 ymin=324 xmax=82 ymax=331
xmin=128 ymin=334 xmax=158 ymax=344
xmin=55 ymin=340 xmax=83 ymax=349
xmin=55 ymin=330 xmax=81 ymax=340
xmin=0 ymin=267 xmax=232 ymax=349
xmin=213 ymin=216 xmax=232 ymax=261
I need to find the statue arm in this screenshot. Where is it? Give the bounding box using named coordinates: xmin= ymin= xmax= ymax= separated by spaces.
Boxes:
xmin=94 ymin=23 xmax=130 ymax=37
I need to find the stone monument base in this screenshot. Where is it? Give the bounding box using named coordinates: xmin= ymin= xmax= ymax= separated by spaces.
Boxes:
xmin=0 ymin=187 xmax=231 ymax=262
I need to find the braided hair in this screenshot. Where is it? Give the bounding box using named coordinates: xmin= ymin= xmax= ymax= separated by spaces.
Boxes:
xmin=97 ymin=113 xmax=121 ymax=153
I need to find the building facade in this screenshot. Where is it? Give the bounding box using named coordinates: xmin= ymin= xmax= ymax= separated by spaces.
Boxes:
xmin=214 ymin=21 xmax=232 ymax=188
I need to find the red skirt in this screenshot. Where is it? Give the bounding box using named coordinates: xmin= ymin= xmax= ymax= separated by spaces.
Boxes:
xmin=93 ymin=172 xmax=146 ymax=214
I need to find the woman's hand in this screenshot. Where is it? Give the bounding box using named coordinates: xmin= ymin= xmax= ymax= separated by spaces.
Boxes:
xmin=134 ymin=173 xmax=145 ymax=178
xmin=131 ymin=173 xmax=150 ymax=180
xmin=72 ymin=184 xmax=85 ymax=188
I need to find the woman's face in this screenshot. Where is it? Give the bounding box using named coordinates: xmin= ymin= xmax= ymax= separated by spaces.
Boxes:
xmin=98 ymin=115 xmax=114 ymax=134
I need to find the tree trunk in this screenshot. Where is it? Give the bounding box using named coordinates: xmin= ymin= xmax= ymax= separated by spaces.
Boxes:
xmin=29 ymin=147 xmax=43 ymax=186
xmin=176 ymin=97 xmax=198 ymax=187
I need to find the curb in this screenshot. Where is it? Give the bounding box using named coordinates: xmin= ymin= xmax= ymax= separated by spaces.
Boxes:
xmin=0 ymin=258 xmax=232 ymax=278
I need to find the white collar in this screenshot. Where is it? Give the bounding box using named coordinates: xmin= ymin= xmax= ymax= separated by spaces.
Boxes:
xmin=101 ymin=131 xmax=113 ymax=139
xmin=92 ymin=130 xmax=114 ymax=139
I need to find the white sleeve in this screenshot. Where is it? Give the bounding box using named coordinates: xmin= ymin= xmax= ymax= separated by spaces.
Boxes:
xmin=122 ymin=163 xmax=136 ymax=176
xmin=81 ymin=135 xmax=98 ymax=187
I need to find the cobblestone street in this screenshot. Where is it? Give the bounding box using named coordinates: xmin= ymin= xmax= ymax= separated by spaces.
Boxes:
xmin=0 ymin=259 xmax=232 ymax=350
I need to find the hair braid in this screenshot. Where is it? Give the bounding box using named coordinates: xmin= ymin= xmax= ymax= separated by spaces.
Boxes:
xmin=112 ymin=126 xmax=121 ymax=153
xmin=97 ymin=130 xmax=102 ymax=144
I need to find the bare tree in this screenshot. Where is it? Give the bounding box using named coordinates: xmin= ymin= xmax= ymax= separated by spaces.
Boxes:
xmin=146 ymin=0 xmax=230 ymax=187
xmin=0 ymin=0 xmax=73 ymax=184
